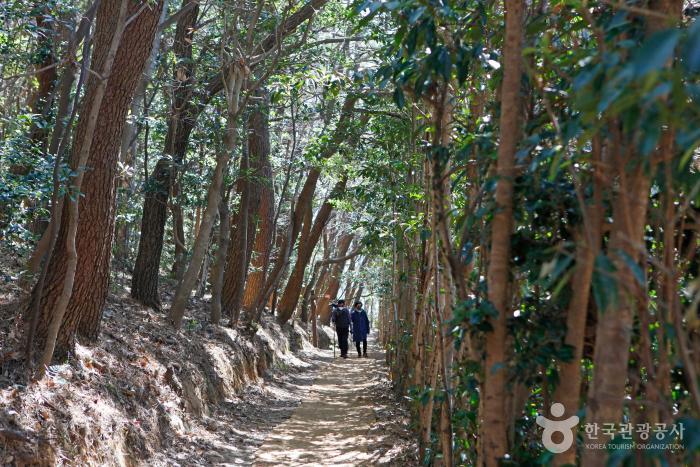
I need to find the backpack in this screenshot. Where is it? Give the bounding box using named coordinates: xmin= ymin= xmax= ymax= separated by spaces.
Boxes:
xmin=334 ymin=307 xmax=351 ymax=328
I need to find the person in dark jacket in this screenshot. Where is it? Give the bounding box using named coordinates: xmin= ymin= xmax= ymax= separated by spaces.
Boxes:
xmin=331 ymin=299 xmax=351 ymax=358
xmin=350 ymin=301 xmax=370 ymax=358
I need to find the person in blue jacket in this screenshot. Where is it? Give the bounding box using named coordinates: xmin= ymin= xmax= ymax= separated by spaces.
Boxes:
xmin=350 ymin=301 xmax=371 ymax=358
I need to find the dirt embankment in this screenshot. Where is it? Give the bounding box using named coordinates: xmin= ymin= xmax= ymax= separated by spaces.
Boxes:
xmin=0 ymin=281 xmax=320 ymax=466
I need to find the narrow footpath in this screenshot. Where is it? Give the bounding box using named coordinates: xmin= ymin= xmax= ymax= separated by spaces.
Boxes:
xmin=155 ymin=334 xmax=416 ymax=466
xmin=254 ymin=338 xmax=395 ymax=466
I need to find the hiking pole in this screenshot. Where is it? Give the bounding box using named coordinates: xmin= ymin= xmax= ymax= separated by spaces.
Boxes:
xmin=333 ymin=331 xmax=336 ymax=358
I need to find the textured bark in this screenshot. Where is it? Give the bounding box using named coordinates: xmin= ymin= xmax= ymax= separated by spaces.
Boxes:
xmin=28 ymin=4 xmax=58 ymax=150
xmin=119 ymin=0 xmax=169 ymax=164
xmin=583 ymin=160 xmax=650 ymax=466
xmin=300 ymin=234 xmax=330 ymax=324
xmin=130 ymin=158 xmax=171 ymax=309
xmin=276 ymin=177 xmax=348 ymax=325
xmin=310 ymin=278 xmax=331 ymax=324
xmin=250 ymin=224 xmax=294 ymax=323
xmin=223 ymin=150 xmax=250 ymax=323
xmin=242 ymin=156 xmax=274 ymax=311
xmin=36 ymin=0 xmax=130 ymax=377
xmin=210 ymin=198 xmax=231 ymax=324
xmin=30 ymin=0 xmax=163 ymax=355
xmin=171 ymin=185 xmax=186 ymax=280
xmin=196 ymin=229 xmax=213 ymax=298
xmin=482 ymin=0 xmax=523 ymax=464
xmin=131 ymin=0 xmax=199 ymax=307
xmin=223 ymin=96 xmax=271 ymax=323
xmin=310 ymin=289 xmax=318 ymax=346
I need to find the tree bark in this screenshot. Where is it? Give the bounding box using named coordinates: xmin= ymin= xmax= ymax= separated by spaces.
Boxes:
xmin=223 ymin=94 xmax=271 ymax=323
xmin=27 ymin=3 xmax=58 ymax=151
xmin=316 ymin=234 xmax=353 ymax=326
xmin=300 ymin=233 xmax=330 ymax=324
xmin=482 ymin=0 xmax=523 ymax=464
xmin=130 ymin=158 xmax=171 ymax=309
xmin=210 ymin=197 xmax=231 ymax=324
xmin=29 ymin=0 xmax=164 ymax=356
xmin=552 ymin=137 xmax=604 ymax=466
xmin=21 ymin=1 xmax=98 ymax=289
xmin=276 ymin=177 xmax=348 ymax=325
xmin=242 ymin=132 xmax=274 ymax=313
xmin=168 ymin=61 xmax=247 ymax=329
xmin=131 ymin=0 xmax=199 ymax=308
xmin=247 ymin=97 xmax=359 ymax=320
xmin=582 ymin=2 xmax=682 ymax=464
xmin=318 ymin=234 xmax=353 ymax=324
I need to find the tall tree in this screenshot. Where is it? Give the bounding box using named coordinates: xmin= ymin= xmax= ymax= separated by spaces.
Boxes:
xmin=222 ymin=93 xmax=271 ymax=324
xmin=130 ymin=0 xmax=330 ymax=309
xmin=276 ymin=176 xmax=348 ymax=324
xmin=28 ymin=0 xmax=165 ymax=355
xmin=318 ymin=233 xmax=353 ymax=324
xmin=582 ymin=2 xmax=683 ymax=464
xmin=482 ymin=0 xmax=524 ymax=463
xmin=131 ymin=0 xmax=199 ymax=309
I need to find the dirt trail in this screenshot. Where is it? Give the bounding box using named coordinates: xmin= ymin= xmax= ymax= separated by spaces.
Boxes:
xmin=254 ymin=337 xmax=409 ymax=466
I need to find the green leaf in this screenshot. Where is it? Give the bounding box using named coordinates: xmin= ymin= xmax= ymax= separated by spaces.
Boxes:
xmin=437 ymin=47 xmax=451 ymax=80
xmin=614 ymin=249 xmax=645 ymax=287
xmin=408 ymin=6 xmax=425 ymax=24
xmin=393 ymin=87 xmax=405 ymax=109
xmin=633 ymin=29 xmax=681 ymax=77
xmin=683 ymin=19 xmax=700 ymax=72
xmin=592 ymin=253 xmax=618 ymax=312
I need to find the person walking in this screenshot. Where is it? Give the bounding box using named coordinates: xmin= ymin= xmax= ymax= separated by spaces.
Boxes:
xmin=331 ymin=299 xmax=351 ymax=358
xmin=351 ymin=301 xmax=370 ymax=358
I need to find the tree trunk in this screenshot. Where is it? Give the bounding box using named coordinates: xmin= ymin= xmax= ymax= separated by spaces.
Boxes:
xmin=28 ymin=3 xmax=58 ymax=151
xmin=131 ymin=158 xmax=171 ymax=309
xmin=36 ymin=0 xmax=130 ymax=377
xmin=582 ymin=2 xmax=682 ymax=464
xmin=171 ymin=188 xmax=186 ymax=280
xmin=276 ymin=177 xmax=347 ymax=325
xmin=300 ymin=234 xmax=330 ymax=324
xmin=21 ymin=2 xmax=98 ymax=290
xmin=210 ymin=198 xmax=231 ymax=324
xmin=319 ymin=233 xmax=353 ymax=321
xmin=242 ymin=136 xmax=274 ymax=312
xmin=482 ymin=0 xmax=523 ymax=464
xmin=29 ymin=0 xmax=164 ymax=356
xmin=583 ymin=159 xmax=650 ymax=466
xmin=245 ymin=97 xmax=359 ymax=319
xmin=131 ymin=0 xmax=199 ymax=307
xmin=119 ymin=0 xmax=169 ymax=164
xmin=133 ymin=0 xmax=327 ymax=306
xmin=552 ymin=137 xmax=604 ymax=466
xmin=223 ymin=149 xmax=250 ymax=324
xmin=223 ymin=94 xmax=270 ymax=323
xmin=168 ymin=62 xmax=247 ymax=328
xmin=311 ymin=289 xmax=318 ymax=346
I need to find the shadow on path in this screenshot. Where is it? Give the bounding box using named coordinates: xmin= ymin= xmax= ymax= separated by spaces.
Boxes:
xmin=254 ymin=335 xmax=414 ymax=466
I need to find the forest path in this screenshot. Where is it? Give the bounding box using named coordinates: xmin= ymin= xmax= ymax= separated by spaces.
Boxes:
xmin=253 ymin=336 xmax=389 ymax=466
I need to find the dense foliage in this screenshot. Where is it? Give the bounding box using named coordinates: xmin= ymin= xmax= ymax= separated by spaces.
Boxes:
xmin=1 ymin=0 xmax=700 ymax=465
